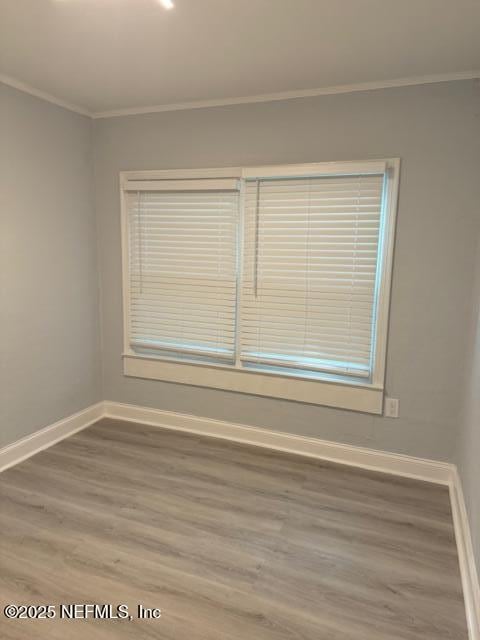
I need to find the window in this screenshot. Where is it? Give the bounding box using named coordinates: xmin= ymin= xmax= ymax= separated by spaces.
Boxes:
xmin=121 ymin=160 xmax=399 ymax=414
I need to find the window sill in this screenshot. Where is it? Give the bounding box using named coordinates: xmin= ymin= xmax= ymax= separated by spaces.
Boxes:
xmin=123 ymin=354 xmax=384 ymax=414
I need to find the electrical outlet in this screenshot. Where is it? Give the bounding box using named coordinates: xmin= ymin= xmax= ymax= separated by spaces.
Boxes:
xmin=384 ymin=397 xmax=399 ymax=418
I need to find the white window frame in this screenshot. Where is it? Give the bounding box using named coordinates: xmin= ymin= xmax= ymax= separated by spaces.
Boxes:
xmin=120 ymin=159 xmax=400 ymax=414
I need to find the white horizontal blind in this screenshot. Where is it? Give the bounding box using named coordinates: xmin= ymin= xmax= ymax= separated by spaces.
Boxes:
xmin=127 ymin=187 xmax=239 ymax=361
xmin=240 ymin=173 xmax=385 ymax=378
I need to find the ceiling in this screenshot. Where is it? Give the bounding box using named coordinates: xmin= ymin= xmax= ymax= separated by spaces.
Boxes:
xmin=1 ymin=0 xmax=479 ymax=116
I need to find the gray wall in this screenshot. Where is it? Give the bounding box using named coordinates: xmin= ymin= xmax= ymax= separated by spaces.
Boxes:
xmin=456 ymin=237 xmax=480 ymax=576
xmin=0 ymin=78 xmax=478 ymax=468
xmin=93 ymin=80 xmax=480 ymax=461
xmin=0 ymin=84 xmax=102 ymax=448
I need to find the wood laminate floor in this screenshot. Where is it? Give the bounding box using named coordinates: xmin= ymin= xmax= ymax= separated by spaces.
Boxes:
xmin=0 ymin=418 xmax=468 ymax=640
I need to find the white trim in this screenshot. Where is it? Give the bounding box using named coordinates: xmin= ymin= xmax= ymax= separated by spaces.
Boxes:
xmin=2 ymin=70 xmax=478 ymax=121
xmin=0 ymin=397 xmax=455 ymax=484
xmin=120 ymin=161 xmax=388 ymax=183
xmin=123 ymin=354 xmax=384 ymax=414
xmin=450 ymin=468 xmax=480 ymax=640
xmin=0 ymin=402 xmax=104 ymax=473
xmin=123 ymin=178 xmax=240 ymax=192
xmin=120 ymin=177 xmax=132 ymax=357
xmin=241 ymin=160 xmax=387 ymax=179
xmin=104 ymin=400 xmax=452 ymax=484
xmin=0 ymin=74 xmax=91 ymax=117
xmin=121 ymin=168 xmax=242 ymax=181
xmin=93 ymin=70 xmax=480 ymax=119
xmin=371 ymin=159 xmax=401 ymax=387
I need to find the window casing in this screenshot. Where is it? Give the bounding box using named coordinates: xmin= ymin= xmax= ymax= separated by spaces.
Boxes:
xmin=120 ymin=160 xmax=400 ymax=414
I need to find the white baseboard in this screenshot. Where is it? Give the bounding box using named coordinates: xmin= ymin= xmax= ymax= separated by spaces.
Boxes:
xmin=103 ymin=400 xmax=453 ymax=485
xmin=1 ymin=399 xmax=477 ymax=639
xmin=450 ymin=468 xmax=480 ymax=640
xmin=0 ymin=402 xmax=104 ymax=472
xmin=5 ymin=399 xmax=453 ymax=484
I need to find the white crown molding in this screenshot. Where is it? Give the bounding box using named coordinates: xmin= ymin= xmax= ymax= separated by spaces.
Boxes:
xmin=93 ymin=70 xmax=480 ymax=119
xmin=2 ymin=70 xmax=479 ymax=120
xmin=0 ymin=74 xmax=91 ymax=117
xmin=0 ymin=402 xmax=104 ymax=472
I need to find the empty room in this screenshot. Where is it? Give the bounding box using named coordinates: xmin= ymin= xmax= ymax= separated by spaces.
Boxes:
xmin=1 ymin=1 xmax=479 ymax=638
